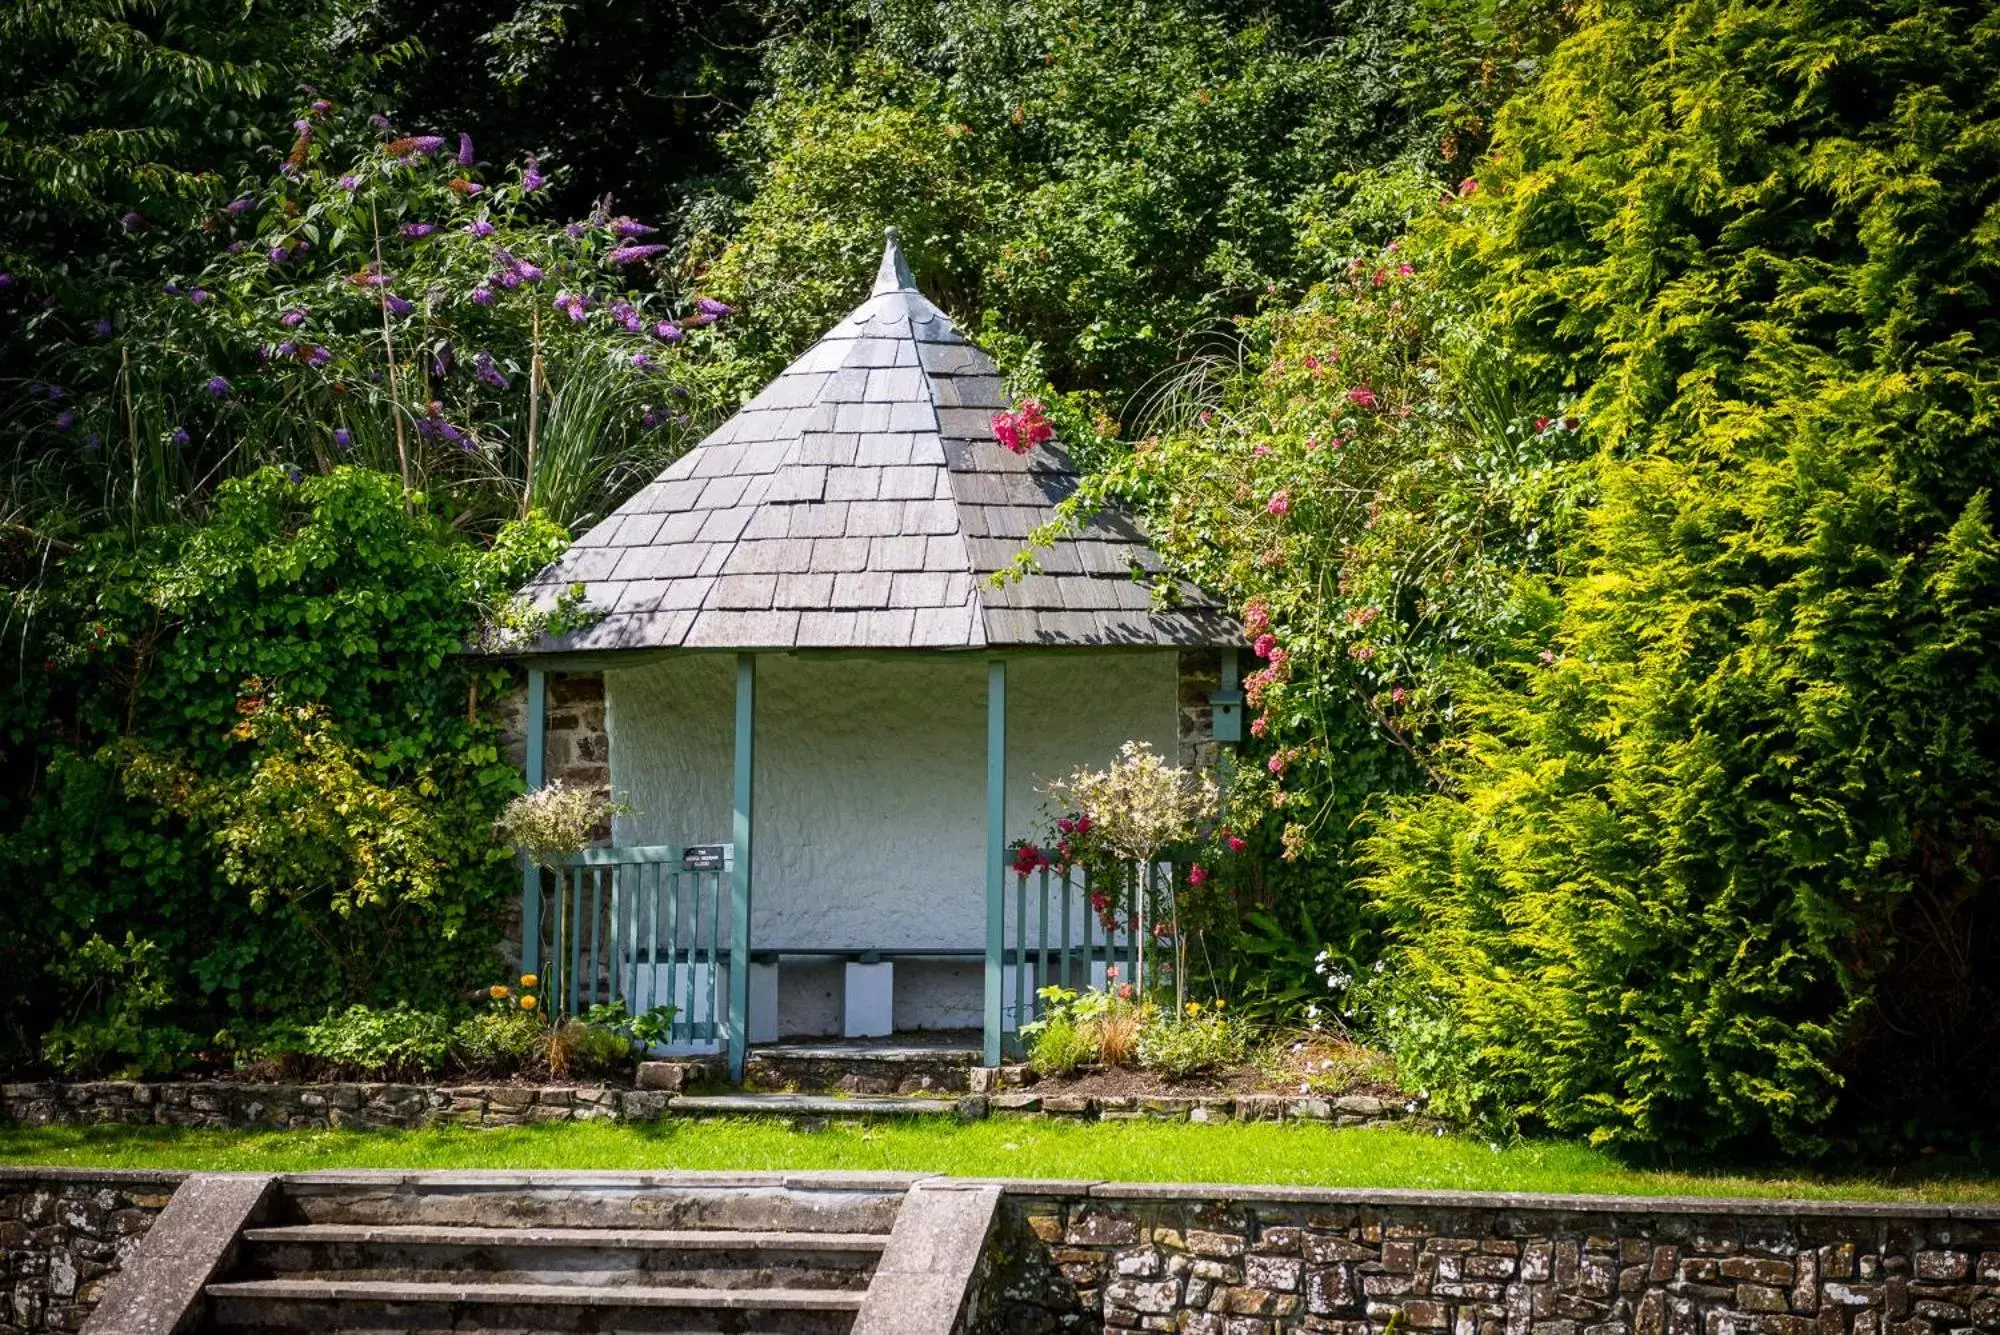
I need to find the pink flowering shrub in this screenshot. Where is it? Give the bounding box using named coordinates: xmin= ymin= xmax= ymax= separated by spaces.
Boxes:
xmin=991 ymin=398 xmax=1055 ymax=454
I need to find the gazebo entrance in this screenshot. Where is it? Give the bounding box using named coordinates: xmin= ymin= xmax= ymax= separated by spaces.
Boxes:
xmin=506 ymin=232 xmax=1237 ymax=1080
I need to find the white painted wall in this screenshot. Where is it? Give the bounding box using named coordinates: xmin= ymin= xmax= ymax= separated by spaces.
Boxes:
xmin=606 ymin=650 xmax=1180 ymax=1034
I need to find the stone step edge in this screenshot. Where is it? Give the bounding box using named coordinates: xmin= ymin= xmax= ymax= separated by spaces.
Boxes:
xmin=668 ymin=1094 xmax=962 ymax=1118
xmin=243 ymin=1224 xmax=893 ymax=1250
xmin=203 ymin=1279 xmax=867 ymax=1310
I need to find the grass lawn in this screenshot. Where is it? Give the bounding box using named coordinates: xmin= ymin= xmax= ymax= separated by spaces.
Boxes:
xmin=2 ymin=1119 xmax=1995 ymax=1203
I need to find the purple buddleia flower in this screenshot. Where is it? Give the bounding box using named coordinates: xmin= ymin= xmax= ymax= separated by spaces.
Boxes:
xmin=554 ymin=291 xmax=587 ymax=322
xmin=369 ymin=113 xmax=393 ymax=132
xmin=227 ymin=241 xmax=246 ymax=255
xmin=405 ymin=135 xmax=447 ymax=158
xmin=333 ymin=427 xmax=352 ymax=448
xmin=589 ymin=206 xmax=610 ymax=227
xmin=514 ymin=258 xmax=542 ymax=283
xmin=280 ymin=163 xmax=299 ymax=180
xmin=94 ymin=318 xmax=112 ymax=337
xmin=475 ymin=351 xmax=509 ymax=390
xmin=286 ymin=465 xmax=303 ymax=483
xmin=276 ymin=340 xmax=297 ymax=358
xmin=281 ymin=309 xmax=306 ymax=327
xmin=54 ymin=410 xmax=75 ymax=430
xmin=457 ymin=133 xmax=475 ymax=166
xmin=432 ymin=347 xmax=454 ymax=378
xmin=205 ymin=376 xmax=230 ymax=398
xmin=227 ymin=196 xmax=256 ymax=214
xmin=292 ymin=119 xmax=313 ymax=139
xmin=466 ymin=218 xmax=495 ymax=238
xmin=171 ymin=427 xmax=190 ymax=446
xmin=338 ymin=174 xmax=361 ymax=193
xmin=401 ymin=223 xmax=436 ymax=238
xmin=654 ymin=321 xmax=683 ymax=343
xmin=189 ymin=289 xmax=210 ymax=305
xmin=611 ymin=218 xmax=656 ymax=238
xmin=361 ymin=272 xmax=393 ymax=287
xmin=564 ymin=221 xmax=585 ymax=239
xmin=120 ymin=211 xmax=144 ymax=232
xmin=306 ymin=346 xmax=331 ymax=367
xmin=522 ymin=156 xmax=545 ymax=192
xmin=311 ymin=99 xmax=332 ymax=113
xmin=45 ymin=385 xmax=64 ymax=401
xmin=471 ymin=285 xmax=496 ymax=306
xmin=696 ymin=297 xmax=735 ymax=317
xmin=494 ymin=269 xmax=520 ymax=290
xmin=164 ymin=282 xmax=181 ymax=295
xmin=605 ymin=244 xmax=667 ymax=265
xmin=268 ymin=245 xmax=289 ymax=264
xmin=641 ymin=409 xmax=662 ymax=429
xmin=386 ymin=294 xmax=414 ymax=315
xmin=630 ymin=353 xmax=654 ymax=371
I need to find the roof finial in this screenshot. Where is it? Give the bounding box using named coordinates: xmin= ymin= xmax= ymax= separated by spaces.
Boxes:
xmin=872 ymin=225 xmax=916 ymax=295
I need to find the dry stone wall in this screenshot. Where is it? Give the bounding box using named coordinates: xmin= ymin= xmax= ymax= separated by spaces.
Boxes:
xmin=0 ymin=1170 xmax=181 ymax=1334
xmin=0 ymin=1080 xmax=663 ymax=1130
xmin=994 ymin=1188 xmax=2000 ymax=1335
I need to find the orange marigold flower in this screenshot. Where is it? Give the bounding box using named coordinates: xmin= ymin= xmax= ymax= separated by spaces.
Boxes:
xmin=520 ymin=995 xmax=538 ymax=1011
xmin=520 ymin=973 xmax=539 ymax=988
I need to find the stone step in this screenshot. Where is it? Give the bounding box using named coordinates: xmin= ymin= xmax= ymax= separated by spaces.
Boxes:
xmin=273 ymin=1174 xmax=913 ymax=1233
xmin=669 ymin=1093 xmax=960 ymax=1119
xmin=238 ymin=1224 xmax=890 ymax=1290
xmin=745 ymin=1041 xmax=977 ymax=1096
xmin=203 ymin=1278 xmax=865 ymax=1334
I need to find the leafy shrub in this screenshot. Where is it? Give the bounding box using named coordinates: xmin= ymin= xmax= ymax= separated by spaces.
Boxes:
xmin=548 ymin=1019 xmax=632 ymax=1080
xmin=1364 ymin=0 xmax=2000 ymax=1156
xmin=1025 ymin=1012 xmax=1099 ymax=1078
xmin=300 ymin=1004 xmax=453 ymax=1078
xmin=1136 ymin=1006 xmax=1246 ymax=1080
xmin=39 ymin=934 xmax=198 ymax=1078
xmin=451 ymin=1009 xmax=547 ymax=1074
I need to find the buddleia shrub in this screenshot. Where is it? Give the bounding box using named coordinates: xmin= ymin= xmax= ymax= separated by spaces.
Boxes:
xmin=1363 ymin=0 xmax=2000 ymax=1157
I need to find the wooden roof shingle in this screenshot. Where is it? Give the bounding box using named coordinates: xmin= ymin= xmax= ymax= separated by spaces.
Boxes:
xmin=514 ymin=231 xmax=1237 ymax=653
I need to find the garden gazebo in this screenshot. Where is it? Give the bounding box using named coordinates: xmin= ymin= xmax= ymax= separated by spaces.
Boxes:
xmin=509 ymin=232 xmax=1240 ymax=1077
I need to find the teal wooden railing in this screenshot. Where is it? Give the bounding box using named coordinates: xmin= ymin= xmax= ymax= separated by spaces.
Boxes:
xmin=534 ymin=845 xmax=735 ymax=1049
xmin=998 ymin=852 xmax=1171 ymax=1054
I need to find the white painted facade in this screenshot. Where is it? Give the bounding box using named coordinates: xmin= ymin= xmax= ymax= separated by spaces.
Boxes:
xmin=606 ymin=650 xmax=1180 ymax=1035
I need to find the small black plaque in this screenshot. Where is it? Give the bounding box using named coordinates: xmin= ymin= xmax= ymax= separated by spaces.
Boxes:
xmin=682 ymin=844 xmax=727 ymax=872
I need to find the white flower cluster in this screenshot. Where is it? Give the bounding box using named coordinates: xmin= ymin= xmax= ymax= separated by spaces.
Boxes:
xmin=496 ymin=782 xmax=626 ymax=870
xmin=1046 ymin=740 xmax=1219 ymax=862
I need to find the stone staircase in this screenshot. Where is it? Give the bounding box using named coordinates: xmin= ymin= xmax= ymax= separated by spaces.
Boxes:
xmin=155 ymin=1172 xmax=989 ymax=1335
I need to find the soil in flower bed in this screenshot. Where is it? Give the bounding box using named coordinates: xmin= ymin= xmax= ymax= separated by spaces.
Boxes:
xmin=1024 ymin=1034 xmax=1411 ymax=1103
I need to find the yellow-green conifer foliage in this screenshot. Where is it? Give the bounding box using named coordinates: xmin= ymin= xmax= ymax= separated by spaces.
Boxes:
xmin=1365 ymin=0 xmax=2000 ymax=1155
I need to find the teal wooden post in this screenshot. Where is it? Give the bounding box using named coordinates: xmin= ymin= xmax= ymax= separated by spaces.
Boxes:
xmin=983 ymin=657 xmax=1007 ymax=1067
xmin=520 ymin=668 xmax=546 ymax=978
xmin=727 ymin=653 xmax=756 ymax=1083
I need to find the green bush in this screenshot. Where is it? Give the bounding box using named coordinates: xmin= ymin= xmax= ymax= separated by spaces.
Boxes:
xmin=1025 ymin=1012 xmax=1099 ymax=1078
xmin=1136 ymin=1010 xmax=1247 ymax=1080
xmin=1363 ymin=0 xmax=2000 ymax=1156
xmin=300 ymin=1004 xmax=453 ymax=1078
xmin=451 ymin=1009 xmax=547 ymax=1074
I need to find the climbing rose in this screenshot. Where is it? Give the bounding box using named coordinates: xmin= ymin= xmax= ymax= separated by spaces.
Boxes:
xmin=1346 ymin=385 xmax=1379 ymax=410
xmin=1187 ymin=864 xmax=1209 ymax=887
xmin=990 ymin=399 xmax=1054 ymax=454
xmin=1250 ymin=716 xmax=1269 ymax=738
xmin=1253 ymin=633 xmax=1277 ymax=659
xmin=1242 ymin=601 xmax=1271 ymax=635
xmin=1266 ymin=489 xmax=1291 ymax=516
xmin=1226 ymin=834 xmax=1247 ymax=853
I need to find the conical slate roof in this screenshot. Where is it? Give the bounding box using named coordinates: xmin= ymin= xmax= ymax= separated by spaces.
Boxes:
xmin=516 ymin=231 xmax=1236 ymax=653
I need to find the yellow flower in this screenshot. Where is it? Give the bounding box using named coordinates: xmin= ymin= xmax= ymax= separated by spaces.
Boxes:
xmin=488 ymin=985 xmax=509 ymax=1000
xmin=1186 ymin=1001 xmax=1202 ymax=1017
xmin=520 ymin=973 xmax=539 ymax=988
xmin=520 ymin=995 xmax=538 ymax=1011
xmin=1213 ymin=998 xmax=1226 ymax=1011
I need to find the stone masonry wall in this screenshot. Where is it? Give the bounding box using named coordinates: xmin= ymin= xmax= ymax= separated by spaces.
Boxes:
xmin=995 ymin=1189 xmax=2000 ymax=1335
xmin=499 ymin=669 xmax=611 ymax=801
xmin=0 ymin=1080 xmax=667 ymax=1130
xmin=1178 ymin=649 xmax=1222 ymax=772
xmin=0 ymin=1170 xmax=181 ymax=1334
